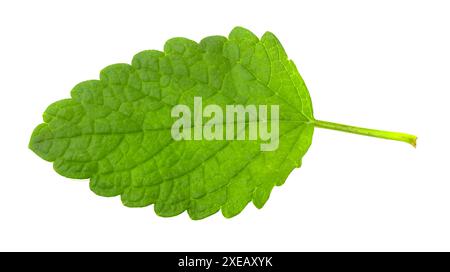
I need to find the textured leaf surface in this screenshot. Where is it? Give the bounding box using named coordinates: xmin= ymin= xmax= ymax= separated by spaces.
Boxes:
xmin=29 ymin=27 xmax=315 ymax=219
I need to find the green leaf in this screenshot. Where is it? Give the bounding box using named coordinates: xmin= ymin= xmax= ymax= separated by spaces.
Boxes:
xmin=29 ymin=27 xmax=416 ymax=219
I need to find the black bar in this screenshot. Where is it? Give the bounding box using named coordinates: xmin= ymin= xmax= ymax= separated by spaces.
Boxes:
xmin=0 ymin=252 xmax=448 ymax=271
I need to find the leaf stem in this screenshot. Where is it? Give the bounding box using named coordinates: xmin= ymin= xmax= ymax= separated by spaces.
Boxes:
xmin=314 ymin=119 xmax=417 ymax=148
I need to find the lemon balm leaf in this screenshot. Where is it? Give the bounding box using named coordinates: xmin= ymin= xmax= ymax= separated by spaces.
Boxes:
xmin=29 ymin=27 xmax=416 ymax=219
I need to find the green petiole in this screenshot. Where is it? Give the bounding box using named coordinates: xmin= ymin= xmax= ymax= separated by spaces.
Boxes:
xmin=314 ymin=119 xmax=417 ymax=148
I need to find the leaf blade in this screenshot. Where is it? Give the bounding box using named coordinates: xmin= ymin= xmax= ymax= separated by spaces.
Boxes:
xmin=29 ymin=27 xmax=314 ymax=219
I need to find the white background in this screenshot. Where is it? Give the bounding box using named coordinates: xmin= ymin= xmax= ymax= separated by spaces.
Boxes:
xmin=1 ymin=0 xmax=449 ymax=251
